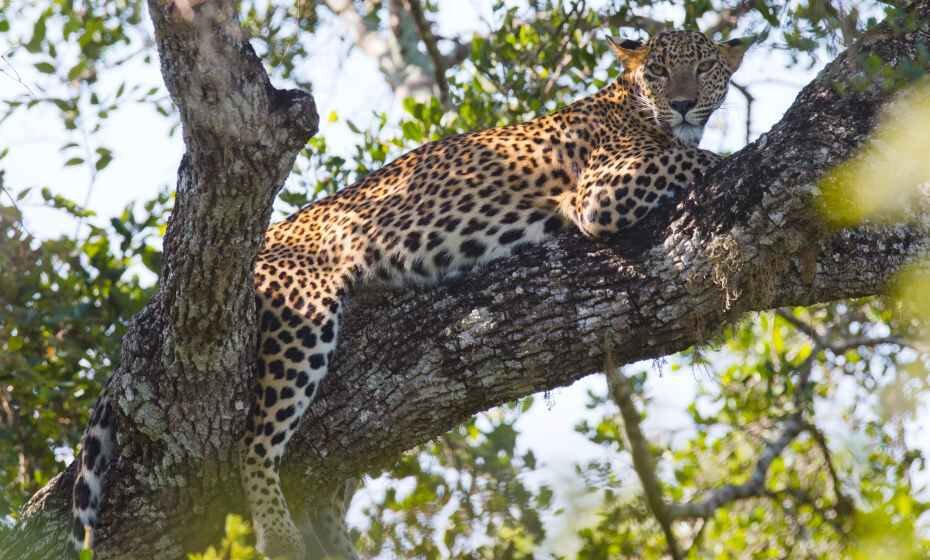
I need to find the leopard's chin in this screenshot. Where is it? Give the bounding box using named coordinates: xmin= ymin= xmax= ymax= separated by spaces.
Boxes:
xmin=672 ymin=124 xmax=704 ymax=146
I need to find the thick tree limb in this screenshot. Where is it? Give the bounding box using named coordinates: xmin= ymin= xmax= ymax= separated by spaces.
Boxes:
xmin=282 ymin=5 xmax=930 ymax=497
xmin=8 ymin=2 xmax=930 ymax=559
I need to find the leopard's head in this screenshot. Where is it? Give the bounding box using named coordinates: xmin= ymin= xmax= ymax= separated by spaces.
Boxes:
xmin=610 ymin=30 xmax=753 ymax=146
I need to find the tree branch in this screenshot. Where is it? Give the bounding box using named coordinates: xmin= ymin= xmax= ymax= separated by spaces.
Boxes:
xmin=661 ymin=351 xmax=815 ymax=522
xmin=778 ymin=310 xmax=902 ymax=357
xmin=703 ymin=1 xmax=757 ymax=38
xmin=323 ymin=0 xmax=436 ymax=99
xmin=441 ymin=39 xmax=472 ymax=70
xmin=803 ymin=420 xmax=854 ymax=520
xmin=667 ymin=414 xmax=806 ymax=519
xmin=403 ymin=0 xmax=449 ymax=104
xmin=606 ymin=366 xmax=682 ymax=560
xmin=730 ymin=81 xmax=754 ymax=145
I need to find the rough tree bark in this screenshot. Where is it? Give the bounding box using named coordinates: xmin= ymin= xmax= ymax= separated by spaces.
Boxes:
xmin=6 ymin=1 xmax=930 ymax=559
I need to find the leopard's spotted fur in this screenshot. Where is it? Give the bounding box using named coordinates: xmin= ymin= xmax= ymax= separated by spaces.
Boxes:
xmin=71 ymin=30 xmax=750 ymax=559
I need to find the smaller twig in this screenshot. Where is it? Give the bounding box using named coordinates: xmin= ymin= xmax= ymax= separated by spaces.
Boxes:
xmin=803 ymin=421 xmax=854 ymax=520
xmin=0 ymin=171 xmax=34 ymax=238
xmin=775 ymin=310 xmax=823 ymax=343
xmin=539 ymin=2 xmax=582 ymax=98
xmin=828 ymin=336 xmax=900 ymax=354
xmin=662 ymin=314 xmax=866 ymax=530
xmin=777 ymin=310 xmax=902 ymax=355
xmin=667 ymin=413 xmax=805 ymax=519
xmin=730 ymin=81 xmax=754 ymax=145
xmin=404 ymin=0 xmax=449 ymax=104
xmin=703 ymin=0 xmax=756 ymax=37
xmin=111 ymin=43 xmax=154 ymax=67
xmin=440 ymin=39 xmax=471 ymax=69
xmin=669 ymin=354 xmax=815 ymax=520
xmin=685 ymin=517 xmax=708 ymax=555
xmin=604 ymin=13 xmax=671 ymax=36
xmin=0 ymin=49 xmax=37 ymax=97
xmin=605 ymin=345 xmax=683 ymax=560
xmin=792 ymin=351 xmax=816 ymax=411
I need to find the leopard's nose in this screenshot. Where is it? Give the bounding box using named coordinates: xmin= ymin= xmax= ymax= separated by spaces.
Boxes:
xmin=670 ymin=100 xmax=696 ymax=115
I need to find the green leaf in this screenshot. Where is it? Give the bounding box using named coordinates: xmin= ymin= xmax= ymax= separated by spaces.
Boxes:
xmin=401 ymin=121 xmax=423 ymax=142
xmin=34 ymin=62 xmax=55 ymax=74
xmin=67 ymin=61 xmax=88 ymax=81
xmin=25 ymin=16 xmax=47 ymax=53
xmin=95 ymin=147 xmax=113 ymax=171
xmin=62 ymin=16 xmax=80 ymax=40
xmin=753 ymin=2 xmax=780 ymax=26
xmin=6 ymin=336 xmax=24 ymax=352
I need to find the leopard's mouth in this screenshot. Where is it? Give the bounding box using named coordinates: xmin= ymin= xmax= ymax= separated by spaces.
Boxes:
xmin=671 ymin=123 xmax=705 ymax=146
xmin=664 ymin=110 xmax=707 ymax=146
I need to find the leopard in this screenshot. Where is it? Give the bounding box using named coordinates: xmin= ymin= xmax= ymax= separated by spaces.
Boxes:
xmin=70 ymin=29 xmax=751 ymax=559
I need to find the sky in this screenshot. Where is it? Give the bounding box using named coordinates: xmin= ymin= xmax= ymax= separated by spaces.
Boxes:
xmin=1 ymin=0 xmax=928 ymax=556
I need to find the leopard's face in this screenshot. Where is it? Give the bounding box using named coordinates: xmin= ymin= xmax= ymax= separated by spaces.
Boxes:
xmin=613 ymin=31 xmax=750 ymax=146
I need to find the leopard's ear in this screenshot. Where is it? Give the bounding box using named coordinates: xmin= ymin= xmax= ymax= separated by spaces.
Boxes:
xmin=717 ymin=35 xmax=757 ymax=72
xmin=608 ymin=36 xmax=648 ymax=71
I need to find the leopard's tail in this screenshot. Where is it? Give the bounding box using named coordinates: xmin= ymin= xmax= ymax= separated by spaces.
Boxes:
xmin=70 ymin=396 xmax=115 ymax=553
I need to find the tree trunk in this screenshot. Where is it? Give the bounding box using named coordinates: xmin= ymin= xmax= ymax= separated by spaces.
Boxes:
xmin=4 ymin=1 xmax=318 ymax=557
xmin=7 ymin=1 xmax=930 ymax=558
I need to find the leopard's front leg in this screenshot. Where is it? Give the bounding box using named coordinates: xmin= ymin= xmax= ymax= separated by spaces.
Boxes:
xmin=571 ymin=141 xmax=719 ymax=237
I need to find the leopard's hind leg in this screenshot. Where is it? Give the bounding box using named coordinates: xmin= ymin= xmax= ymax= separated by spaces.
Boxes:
xmin=241 ymin=261 xmax=347 ymax=558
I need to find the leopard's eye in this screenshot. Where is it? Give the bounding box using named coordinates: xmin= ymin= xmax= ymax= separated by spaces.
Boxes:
xmin=696 ymin=60 xmax=715 ymax=74
xmin=646 ymin=63 xmax=668 ymax=78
